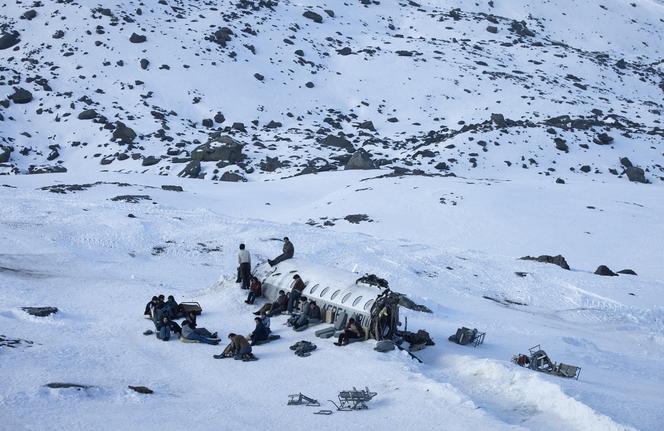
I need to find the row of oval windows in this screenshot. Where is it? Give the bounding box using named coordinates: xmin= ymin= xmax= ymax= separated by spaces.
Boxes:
xmin=306 ymin=283 xmax=375 ymax=311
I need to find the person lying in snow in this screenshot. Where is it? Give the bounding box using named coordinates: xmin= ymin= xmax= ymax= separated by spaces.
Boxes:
xmin=215 ymin=333 xmax=255 ymax=360
xmin=334 ymin=318 xmax=364 ymax=346
xmin=250 ymin=317 xmax=269 ymax=345
xmin=267 ymin=237 xmax=294 ymax=266
xmin=245 ymin=276 xmax=262 ymax=305
xmin=181 ymin=320 xmax=219 ymax=344
xmin=253 ymin=290 xmax=288 ymax=316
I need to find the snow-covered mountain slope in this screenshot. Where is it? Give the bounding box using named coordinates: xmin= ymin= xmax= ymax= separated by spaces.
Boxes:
xmin=0 ymin=172 xmax=662 ymax=430
xmin=1 ymin=0 xmax=663 ymax=182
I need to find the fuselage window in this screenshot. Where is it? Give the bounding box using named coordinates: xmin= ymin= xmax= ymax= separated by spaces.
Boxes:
xmin=364 ymin=299 xmax=375 ymax=311
xmin=320 ymin=286 xmax=330 ymax=297
xmin=352 ymin=296 xmax=363 ymax=307
xmin=341 ymin=292 xmax=352 ymax=304
xmin=309 ymin=284 xmax=319 ymax=294
xmin=330 ymin=290 xmax=341 ymax=301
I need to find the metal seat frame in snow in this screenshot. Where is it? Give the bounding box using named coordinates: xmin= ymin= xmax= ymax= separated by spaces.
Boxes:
xmin=514 ymin=345 xmax=581 ymax=380
xmin=329 ymin=387 xmax=377 ymax=411
xmin=448 ymin=327 xmax=485 ymax=347
xmin=287 ymin=393 xmax=320 ymax=407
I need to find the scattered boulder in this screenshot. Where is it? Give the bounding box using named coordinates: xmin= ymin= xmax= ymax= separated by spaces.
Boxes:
xmin=303 ymin=11 xmax=323 ymax=23
xmin=214 ymin=112 xmax=225 ymax=124
xmin=209 ymin=27 xmax=233 ymax=47
xmin=129 ymin=33 xmax=147 ymax=43
xmin=22 ymin=307 xmax=58 ymax=317
xmin=319 ymin=134 xmax=355 ymax=153
xmin=344 ymin=214 xmax=371 ymax=224
xmin=345 ymin=148 xmax=376 ymax=170
xmin=111 ymin=195 xmax=151 ymax=203
xmin=220 ymin=172 xmax=246 ymax=182
xmin=357 ymin=121 xmax=376 ymax=131
xmin=490 ymin=113 xmax=506 ymax=128
xmin=77 ymin=109 xmax=98 ymax=120
xmin=0 ymin=145 xmax=12 ymax=163
xmin=9 ymin=87 xmax=33 ymax=104
xmin=140 ymin=59 xmax=149 ymax=70
xmin=486 ymin=26 xmax=498 ymax=34
xmin=0 ymin=31 xmax=20 ymax=50
xmin=28 ymin=165 xmax=67 ymax=174
xmin=112 ymin=122 xmax=137 ymax=143
xmin=21 ymin=10 xmax=37 ymax=20
xmin=232 ymin=122 xmax=246 ymax=132
xmin=509 ymin=20 xmax=535 ymax=37
xmin=554 ymin=138 xmax=568 ymax=153
xmin=191 ymin=136 xmax=244 ymax=163
xmin=520 ymin=255 xmax=570 ymax=270
xmin=625 ymin=166 xmax=647 ymax=183
xmin=161 ymin=185 xmax=183 ymax=192
xmin=619 ymin=157 xmax=633 ymax=168
xmin=260 ymin=156 xmax=283 ymax=172
xmin=617 ymin=269 xmax=637 ymax=275
xmin=178 ymin=160 xmax=201 ymax=178
xmin=141 ymin=156 xmax=160 ymax=167
xmin=593 ymin=133 xmax=613 ymax=145
xmin=594 ymin=265 xmax=617 ymax=276
xmin=128 ymin=385 xmax=153 ymax=394
xmin=265 ymin=120 xmax=282 ymax=129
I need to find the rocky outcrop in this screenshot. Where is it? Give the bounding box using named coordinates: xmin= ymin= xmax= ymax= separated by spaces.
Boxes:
xmin=520 ymin=254 xmax=570 ymax=270
xmin=345 ymin=148 xmax=376 ymax=170
xmin=594 ymin=265 xmax=617 ymax=276
xmin=22 ymin=307 xmax=58 ymax=317
xmin=191 ymin=135 xmax=244 ymax=163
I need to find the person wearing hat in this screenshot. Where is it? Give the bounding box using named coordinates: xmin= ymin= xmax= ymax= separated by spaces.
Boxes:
xmin=267 ymin=237 xmax=294 ymax=266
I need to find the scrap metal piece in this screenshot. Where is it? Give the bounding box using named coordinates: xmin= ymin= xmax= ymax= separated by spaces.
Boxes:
xmin=314 ymin=410 xmax=333 ymax=415
xmin=329 ymin=387 xmax=377 ymax=411
xmin=512 ymin=345 xmax=582 ymax=379
xmin=287 ymin=393 xmax=320 ymax=407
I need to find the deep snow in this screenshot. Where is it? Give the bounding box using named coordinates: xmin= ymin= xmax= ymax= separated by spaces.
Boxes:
xmin=1 ymin=171 xmax=662 ymax=430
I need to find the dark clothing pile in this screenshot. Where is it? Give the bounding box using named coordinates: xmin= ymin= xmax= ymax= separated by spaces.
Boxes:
xmin=289 ymin=340 xmax=317 ymax=357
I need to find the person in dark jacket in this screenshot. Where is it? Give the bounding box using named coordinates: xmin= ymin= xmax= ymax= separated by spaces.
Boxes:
xmin=144 ymin=296 xmax=158 ymax=317
xmin=245 ymin=276 xmax=262 ymax=305
xmin=291 ymin=300 xmax=322 ymax=330
xmin=250 ymin=317 xmax=269 ymax=344
xmin=238 ymin=244 xmax=251 ymax=290
xmin=334 ymin=318 xmax=364 ymax=346
xmin=156 ymin=316 xmax=171 ymax=341
xmin=164 ymin=295 xmax=180 ymax=319
xmin=267 ymin=237 xmax=294 ymax=266
xmin=253 ymin=290 xmax=287 ymax=316
xmin=287 ymin=274 xmax=305 ymax=314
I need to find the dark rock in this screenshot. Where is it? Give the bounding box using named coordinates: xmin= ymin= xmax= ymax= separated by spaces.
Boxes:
xmin=617 ymin=269 xmax=637 ymax=275
xmin=142 ymin=156 xmax=160 ymax=166
xmin=9 ymin=87 xmax=33 ymax=104
xmin=214 ymin=112 xmax=225 ymax=124
xmin=324 ymin=9 xmax=335 ymax=17
xmin=260 ymin=156 xmax=283 ymax=172
xmin=28 ymin=165 xmax=67 ymax=174
xmin=593 ymin=133 xmax=613 ymax=145
xmin=520 ymin=255 xmax=570 ymax=270
xmin=625 ymin=166 xmax=647 ymax=183
xmin=21 ymin=10 xmax=37 ymax=20
xmin=130 ymin=33 xmax=147 ymax=43
xmin=580 ymin=165 xmax=591 ymax=173
xmin=232 ymin=122 xmax=246 ymax=132
xmin=52 ymin=30 xmax=65 ymax=39
xmin=22 ymin=307 xmax=58 ymax=317
xmin=303 ymin=11 xmax=323 ymax=23
xmin=110 ymin=195 xmax=151 ymax=203
xmin=486 ymin=26 xmax=498 ymax=33
xmin=337 ymin=47 xmax=352 ymax=55
xmin=77 ymin=109 xmax=98 ymax=120
xmin=615 ymin=59 xmax=627 ymax=69
xmin=140 ymin=59 xmax=149 ymax=70
xmin=265 ymin=120 xmax=282 ymax=129
xmin=100 ymin=156 xmax=115 ymax=165
xmin=210 ymin=27 xmax=233 ymax=47
xmin=0 ymin=145 xmax=13 ymax=163
xmin=345 ymin=148 xmax=376 ymax=170
xmin=127 ymin=214 xmax=136 ymax=218
xmin=161 ymin=185 xmax=183 ymax=192
xmin=357 ymin=121 xmax=376 ymax=131
xmin=320 ymin=135 xmax=355 ymax=152
xmin=45 ymin=383 xmax=92 ymax=389
xmin=202 ymin=118 xmax=213 ymax=128
xmin=112 ymin=122 xmax=137 ymax=143
xmin=0 ymin=32 xmax=21 ymax=50
xmin=220 ymin=172 xmax=246 ymax=182
xmin=191 ymin=135 xmax=244 ymax=163
xmin=555 ymin=178 xmax=565 ymax=184
xmin=305 ymin=81 xmax=314 ymax=88
xmin=619 ymin=157 xmax=633 ymax=168
xmin=128 ymin=385 xmax=153 ymax=394
xmin=554 ymin=138 xmax=568 ymax=153
xmin=490 ymin=113 xmax=506 ymax=128
xmin=178 ymin=160 xmax=201 ymax=178
xmin=254 ymin=73 xmax=264 ymax=81
xmin=594 ymin=265 xmax=617 ymax=276
xmin=344 ymin=214 xmax=370 ymax=224
xmin=510 ymin=20 xmax=535 ymax=37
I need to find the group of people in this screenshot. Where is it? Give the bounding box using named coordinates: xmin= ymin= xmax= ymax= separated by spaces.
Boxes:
xmin=144 ymin=295 xmax=220 ymax=345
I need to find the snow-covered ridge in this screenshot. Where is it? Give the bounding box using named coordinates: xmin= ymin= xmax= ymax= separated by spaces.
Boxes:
xmin=0 ymin=0 xmax=662 ymax=181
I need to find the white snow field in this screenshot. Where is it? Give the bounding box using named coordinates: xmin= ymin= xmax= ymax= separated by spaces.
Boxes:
xmin=1 ymin=171 xmax=663 ymax=430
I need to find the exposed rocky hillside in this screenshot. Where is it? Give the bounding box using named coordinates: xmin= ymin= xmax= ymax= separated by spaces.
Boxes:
xmin=1 ymin=0 xmax=663 ymax=182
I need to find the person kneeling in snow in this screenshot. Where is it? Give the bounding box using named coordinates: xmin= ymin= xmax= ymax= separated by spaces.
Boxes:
xmin=216 ymin=333 xmax=255 ymax=360
xmin=181 ymin=320 xmax=219 ymax=345
xmin=334 ymin=318 xmax=364 ymax=346
xmin=245 ymin=276 xmax=262 ymax=305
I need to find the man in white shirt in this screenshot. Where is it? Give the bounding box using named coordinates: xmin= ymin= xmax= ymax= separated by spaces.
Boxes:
xmin=238 ymin=243 xmax=251 ymax=289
